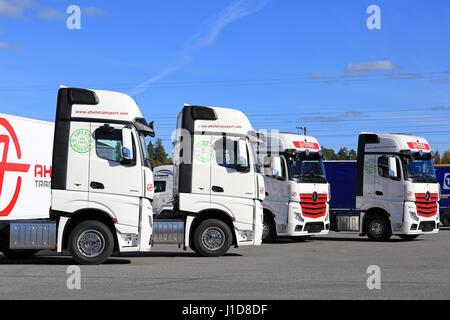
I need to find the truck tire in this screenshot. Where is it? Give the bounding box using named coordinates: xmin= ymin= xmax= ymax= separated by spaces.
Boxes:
xmin=69 ymin=220 xmax=114 ymax=265
xmin=262 ymin=213 xmax=276 ymax=243
xmin=366 ymin=215 xmax=392 ymax=241
xmin=441 ymin=213 xmax=450 ymax=227
xmin=399 ymin=235 xmax=419 ymax=241
xmin=0 ymin=247 xmax=40 ymax=259
xmin=193 ymin=219 xmax=232 ymax=257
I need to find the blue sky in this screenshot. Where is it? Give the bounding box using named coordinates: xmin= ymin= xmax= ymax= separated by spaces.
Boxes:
xmin=0 ymin=0 xmax=449 ymax=154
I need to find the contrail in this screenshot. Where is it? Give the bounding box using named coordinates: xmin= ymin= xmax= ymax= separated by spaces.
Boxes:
xmin=130 ymin=0 xmax=269 ymax=96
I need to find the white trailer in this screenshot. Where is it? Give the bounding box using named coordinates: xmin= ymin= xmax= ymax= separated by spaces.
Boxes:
xmin=257 ymin=132 xmax=330 ymax=242
xmin=0 ymin=88 xmax=264 ymax=264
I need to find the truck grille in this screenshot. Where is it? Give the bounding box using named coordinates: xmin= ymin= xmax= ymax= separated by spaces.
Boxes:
xmin=415 ymin=193 xmax=438 ymax=217
xmin=300 ymin=193 xmax=327 ymax=218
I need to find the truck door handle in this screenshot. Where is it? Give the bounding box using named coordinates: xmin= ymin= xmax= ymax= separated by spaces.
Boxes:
xmin=376 ymin=191 xmax=383 ymax=196
xmin=212 ymin=186 xmax=224 ymax=192
xmin=90 ymin=181 xmax=104 ymax=189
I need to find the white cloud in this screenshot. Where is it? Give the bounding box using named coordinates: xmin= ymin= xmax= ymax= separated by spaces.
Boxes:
xmin=307 ymin=72 xmax=324 ymax=79
xmin=0 ymin=0 xmax=66 ymax=20
xmin=130 ymin=0 xmax=269 ymax=95
xmin=0 ymin=41 xmax=22 ymax=50
xmin=389 ymin=72 xmax=421 ymax=79
xmin=0 ymin=0 xmax=23 ymax=17
xmin=305 ymin=115 xmax=340 ymax=122
xmin=82 ymin=6 xmax=108 ymax=18
xmin=345 ymin=60 xmax=398 ymax=76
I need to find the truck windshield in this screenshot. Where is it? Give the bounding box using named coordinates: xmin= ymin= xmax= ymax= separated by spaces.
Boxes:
xmin=403 ymin=158 xmax=437 ymax=183
xmin=287 ymin=157 xmax=327 ymax=183
xmin=139 ymin=132 xmax=151 ymax=167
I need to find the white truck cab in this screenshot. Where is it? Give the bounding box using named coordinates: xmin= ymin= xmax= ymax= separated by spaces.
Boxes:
xmin=328 ymin=132 xmax=440 ymax=241
xmin=258 ymin=132 xmax=330 ymax=242
xmin=171 ymin=104 xmax=265 ymax=256
xmin=152 ymin=165 xmax=174 ymax=216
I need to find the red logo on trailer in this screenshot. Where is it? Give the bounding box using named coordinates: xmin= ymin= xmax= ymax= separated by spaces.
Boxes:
xmin=292 ymin=141 xmax=320 ymax=150
xmin=0 ymin=118 xmax=31 ymax=216
xmin=407 ymin=142 xmax=430 ymax=151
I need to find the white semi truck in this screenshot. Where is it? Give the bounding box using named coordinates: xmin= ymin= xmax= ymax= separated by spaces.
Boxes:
xmin=170 ymin=104 xmax=265 ymax=255
xmin=324 ymin=133 xmax=440 ymax=241
xmin=258 ymin=132 xmax=330 ymax=242
xmin=0 ymin=88 xmax=264 ymax=264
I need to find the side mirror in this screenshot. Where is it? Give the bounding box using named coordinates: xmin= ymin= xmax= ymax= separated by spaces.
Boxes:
xmin=388 ymin=157 xmax=397 ymax=178
xmin=236 ymin=140 xmax=250 ymax=172
xmin=121 ymin=127 xmax=134 ymax=165
xmin=270 ymin=156 xmax=283 ymax=179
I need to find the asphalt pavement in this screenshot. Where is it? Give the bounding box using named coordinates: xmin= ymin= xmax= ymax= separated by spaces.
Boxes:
xmin=0 ymin=228 xmax=449 ymax=300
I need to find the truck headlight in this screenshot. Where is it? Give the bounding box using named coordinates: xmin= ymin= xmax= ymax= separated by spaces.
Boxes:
xmin=409 ymin=211 xmax=419 ymax=221
xmin=294 ymin=212 xmax=304 ymax=222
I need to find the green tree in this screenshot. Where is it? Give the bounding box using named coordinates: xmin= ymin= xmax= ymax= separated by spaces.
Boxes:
xmin=348 ymin=149 xmax=357 ymax=160
xmin=441 ymin=151 xmax=450 ymax=164
xmin=434 ymin=150 xmax=441 ymax=164
xmin=147 ymin=140 xmax=155 ymax=161
xmin=336 ymin=147 xmax=350 ymax=160
xmin=322 ymin=147 xmax=337 ymax=160
xmin=148 ymin=138 xmax=171 ymax=167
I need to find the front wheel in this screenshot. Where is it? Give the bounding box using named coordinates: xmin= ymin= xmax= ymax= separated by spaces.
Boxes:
xmin=366 ymin=215 xmax=392 ymax=241
xmin=193 ymin=219 xmax=232 ymax=257
xmin=399 ymin=235 xmax=419 ymax=241
xmin=441 ymin=213 xmax=450 ymax=227
xmin=262 ymin=213 xmax=276 ymax=243
xmin=69 ymin=220 xmax=114 ymax=265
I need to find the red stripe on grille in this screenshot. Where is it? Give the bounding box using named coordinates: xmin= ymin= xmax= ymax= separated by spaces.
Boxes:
xmin=415 ymin=193 xmax=438 ymax=217
xmin=300 ymin=193 xmax=327 ymax=218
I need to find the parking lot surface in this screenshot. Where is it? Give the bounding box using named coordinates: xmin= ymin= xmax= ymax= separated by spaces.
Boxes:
xmin=0 ymin=228 xmax=449 ymax=300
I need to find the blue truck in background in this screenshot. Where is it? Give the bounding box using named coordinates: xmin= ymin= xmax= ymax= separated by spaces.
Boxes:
xmin=324 ymin=162 xmax=450 ymax=227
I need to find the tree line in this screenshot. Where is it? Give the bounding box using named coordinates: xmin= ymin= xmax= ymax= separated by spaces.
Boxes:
xmin=322 ymin=146 xmax=450 ymax=164
xmin=146 ymin=140 xmax=450 ymax=167
xmin=147 ymin=138 xmax=172 ymax=167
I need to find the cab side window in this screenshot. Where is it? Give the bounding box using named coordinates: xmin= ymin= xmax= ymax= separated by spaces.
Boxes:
xmin=263 ymin=156 xmax=286 ymax=180
xmin=95 ymin=128 xmax=135 ymax=162
xmin=378 ymin=156 xmax=401 ymax=179
xmin=214 ymin=138 xmax=248 ymax=170
xmin=215 ymin=138 xmax=237 ymax=168
xmin=154 ymin=181 xmax=166 ymax=193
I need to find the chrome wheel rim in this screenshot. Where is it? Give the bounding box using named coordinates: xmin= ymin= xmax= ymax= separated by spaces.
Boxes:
xmin=370 ymin=221 xmax=383 ymax=236
xmin=201 ymin=227 xmax=225 ymax=251
xmin=262 ymin=222 xmax=269 ymax=239
xmin=77 ymin=230 xmax=105 ymax=258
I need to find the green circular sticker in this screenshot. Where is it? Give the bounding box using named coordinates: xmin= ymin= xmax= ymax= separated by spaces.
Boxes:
xmin=70 ymin=129 xmax=94 ymax=153
xmin=194 ymin=141 xmax=214 ymax=162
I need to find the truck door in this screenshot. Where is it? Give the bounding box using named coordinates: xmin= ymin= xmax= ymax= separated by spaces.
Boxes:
xmin=374 ymin=155 xmax=404 ymax=226
xmin=88 ymin=123 xmax=142 ymax=228
xmin=210 ymin=136 xmax=255 ymax=226
xmin=264 ymin=156 xmax=289 ymax=226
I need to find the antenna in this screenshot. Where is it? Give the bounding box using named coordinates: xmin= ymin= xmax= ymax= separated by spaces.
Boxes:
xmin=296 ymin=126 xmax=307 ymax=136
